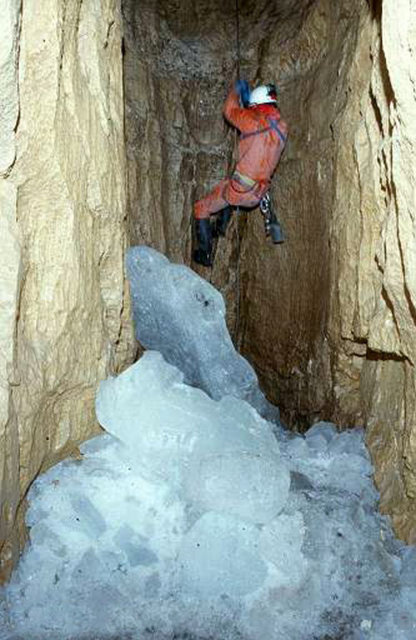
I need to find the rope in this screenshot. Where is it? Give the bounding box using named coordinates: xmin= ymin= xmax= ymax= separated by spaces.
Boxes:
xmin=233 ymin=0 xmax=242 ymax=342
xmin=211 ymin=0 xmax=241 ymax=283
xmin=235 ymin=0 xmax=241 ymax=80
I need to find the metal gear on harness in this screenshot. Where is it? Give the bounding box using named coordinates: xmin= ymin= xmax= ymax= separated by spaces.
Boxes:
xmin=259 ymin=193 xmax=285 ymax=244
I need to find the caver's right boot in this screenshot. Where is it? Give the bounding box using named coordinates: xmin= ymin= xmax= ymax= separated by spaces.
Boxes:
xmin=193 ymin=218 xmax=213 ymax=267
xmin=213 ymin=205 xmax=233 ymax=238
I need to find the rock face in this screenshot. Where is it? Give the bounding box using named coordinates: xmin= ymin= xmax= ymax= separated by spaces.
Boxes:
xmin=329 ymin=0 xmax=416 ymax=543
xmin=0 ymin=0 xmax=135 ymax=580
xmin=122 ymin=0 xmax=359 ymax=421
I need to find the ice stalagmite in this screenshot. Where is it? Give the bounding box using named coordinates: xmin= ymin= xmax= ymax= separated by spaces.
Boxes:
xmin=126 ymin=245 xmax=280 ymax=422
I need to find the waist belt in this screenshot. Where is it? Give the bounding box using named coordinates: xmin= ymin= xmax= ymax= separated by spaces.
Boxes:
xmin=232 ymin=170 xmax=257 ymax=188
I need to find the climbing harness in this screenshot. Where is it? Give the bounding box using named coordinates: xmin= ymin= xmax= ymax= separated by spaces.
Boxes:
xmin=232 ymin=169 xmax=257 ymax=189
xmin=240 ymin=116 xmax=288 ymax=145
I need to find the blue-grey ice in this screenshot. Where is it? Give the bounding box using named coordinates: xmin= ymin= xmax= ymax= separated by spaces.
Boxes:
xmin=96 ymin=351 xmax=290 ymax=523
xmin=126 ymin=245 xmax=280 ymax=422
xmin=1 ymin=250 xmax=416 ymax=640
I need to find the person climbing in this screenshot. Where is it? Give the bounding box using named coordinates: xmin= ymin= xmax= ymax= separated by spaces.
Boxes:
xmin=192 ymin=81 xmax=288 ymax=267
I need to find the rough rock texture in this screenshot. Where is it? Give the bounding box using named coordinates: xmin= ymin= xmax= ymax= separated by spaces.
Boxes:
xmin=328 ymin=0 xmax=416 ymax=543
xmin=0 ymin=0 xmax=24 ymax=583
xmin=123 ymin=0 xmax=362 ymax=423
xmin=123 ymin=0 xmax=416 ymax=542
xmin=123 ymin=0 xmax=315 ymax=332
xmin=0 ymin=0 xmax=135 ymax=580
xmin=122 ymin=0 xmax=358 ymax=420
xmin=237 ymin=0 xmax=363 ymax=425
xmin=123 ymin=0 xmax=238 ymax=325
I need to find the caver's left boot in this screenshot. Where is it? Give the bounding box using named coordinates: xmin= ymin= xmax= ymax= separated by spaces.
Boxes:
xmin=193 ymin=218 xmax=213 ymax=267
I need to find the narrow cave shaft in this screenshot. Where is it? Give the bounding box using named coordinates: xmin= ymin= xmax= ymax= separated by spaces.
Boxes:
xmin=0 ymin=0 xmax=416 ymax=596
xmin=122 ymin=0 xmax=416 ymax=544
xmin=122 ymin=0 xmax=361 ymax=427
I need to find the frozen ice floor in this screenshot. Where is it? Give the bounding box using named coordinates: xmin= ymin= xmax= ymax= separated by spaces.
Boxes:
xmin=0 ymin=351 xmax=415 ymax=640
xmin=1 ymin=249 xmax=415 ymax=639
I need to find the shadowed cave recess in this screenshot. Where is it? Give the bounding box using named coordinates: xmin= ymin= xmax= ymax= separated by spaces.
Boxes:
xmin=123 ymin=0 xmax=416 ymax=543
xmin=123 ymin=0 xmax=335 ymax=427
xmin=122 ymin=0 xmax=372 ymax=427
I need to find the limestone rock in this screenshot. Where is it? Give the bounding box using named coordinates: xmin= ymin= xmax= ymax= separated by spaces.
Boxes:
xmin=0 ymin=0 xmax=20 ymax=175
xmin=0 ymin=0 xmax=135 ymax=580
xmin=0 ymin=181 xmax=21 ymax=580
xmin=0 ymin=0 xmax=22 ymax=582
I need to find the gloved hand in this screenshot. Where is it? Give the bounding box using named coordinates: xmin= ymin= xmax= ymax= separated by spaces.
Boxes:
xmin=235 ymin=79 xmax=251 ymax=108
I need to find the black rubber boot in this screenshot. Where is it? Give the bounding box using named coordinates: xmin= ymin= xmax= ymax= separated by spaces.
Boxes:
xmin=193 ymin=218 xmax=213 ymax=267
xmin=213 ymin=205 xmax=233 ymax=238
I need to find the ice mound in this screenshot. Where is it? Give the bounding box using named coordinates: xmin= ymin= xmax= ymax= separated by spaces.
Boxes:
xmin=1 ymin=363 xmax=416 ymax=639
xmin=1 ymin=255 xmax=416 ymax=639
xmin=96 ymin=350 xmax=290 ymax=523
xmin=178 ymin=512 xmax=267 ymax=597
xmin=126 ymin=245 xmax=280 ymax=422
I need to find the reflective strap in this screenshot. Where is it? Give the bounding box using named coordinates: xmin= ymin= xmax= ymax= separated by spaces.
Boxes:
xmin=232 ymin=170 xmax=257 ymax=188
xmin=240 ymin=117 xmax=287 ymax=144
xmin=268 ymin=118 xmax=287 ymax=144
xmin=240 ymin=127 xmax=271 ymax=141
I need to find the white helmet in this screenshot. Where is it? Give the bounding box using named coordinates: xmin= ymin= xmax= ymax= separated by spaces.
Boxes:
xmin=249 ymin=83 xmax=278 ymax=106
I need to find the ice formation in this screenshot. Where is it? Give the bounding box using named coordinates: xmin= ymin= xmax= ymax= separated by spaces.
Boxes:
xmin=96 ymin=352 xmax=289 ymax=523
xmin=126 ymin=245 xmax=280 ymax=422
xmin=1 ymin=249 xmax=416 ymax=640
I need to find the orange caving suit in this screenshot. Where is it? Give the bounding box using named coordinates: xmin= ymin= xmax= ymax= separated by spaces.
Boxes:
xmin=194 ymin=88 xmax=288 ymax=220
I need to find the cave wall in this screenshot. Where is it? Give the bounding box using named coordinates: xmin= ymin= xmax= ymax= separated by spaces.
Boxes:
xmin=123 ymin=0 xmax=240 ymax=326
xmin=237 ymin=0 xmax=364 ymax=425
xmin=243 ymin=0 xmax=416 ymax=541
xmin=123 ymin=0 xmax=325 ymax=357
xmin=327 ymin=0 xmax=416 ymax=542
xmin=122 ymin=0 xmax=365 ymax=421
xmin=0 ymin=0 xmax=135 ymax=580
